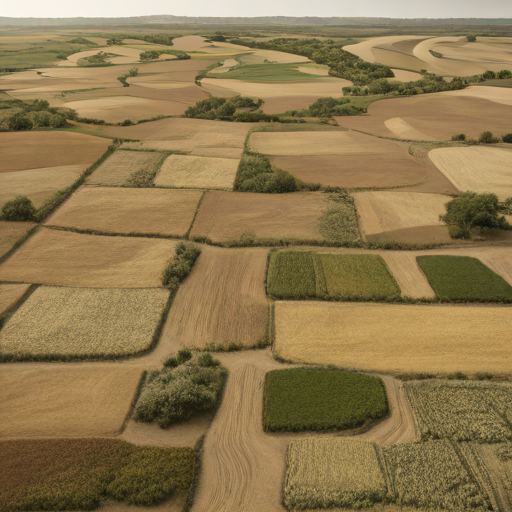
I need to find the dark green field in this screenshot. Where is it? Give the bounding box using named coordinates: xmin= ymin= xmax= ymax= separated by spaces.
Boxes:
xmin=417 ymin=255 xmax=512 ymax=302
xmin=263 ymin=368 xmax=389 ymax=432
xmin=266 ymin=251 xmax=316 ymax=299
xmin=209 ymin=63 xmax=326 ymax=82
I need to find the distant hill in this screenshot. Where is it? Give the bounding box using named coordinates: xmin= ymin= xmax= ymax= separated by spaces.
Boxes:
xmin=0 ymin=15 xmax=511 ymax=26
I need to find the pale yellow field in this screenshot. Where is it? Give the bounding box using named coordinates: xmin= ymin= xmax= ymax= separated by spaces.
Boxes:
xmin=275 ymin=301 xmax=512 ymax=375
xmin=0 ymin=283 xmax=30 ymax=314
xmin=88 ymin=150 xmax=164 ymax=186
xmin=155 ymin=154 xmax=239 ymax=190
xmin=0 ymin=366 xmax=143 ymax=437
xmin=383 ymin=118 xmax=432 ymax=140
xmin=47 ymin=186 xmax=202 ymax=236
xmin=0 ymin=228 xmax=177 ymax=288
xmin=441 ymin=85 xmax=512 ymax=107
xmin=345 ymin=35 xmax=428 ymax=63
xmin=353 ymin=191 xmax=449 ymax=237
xmin=429 ymin=146 xmax=512 ymax=200
xmin=0 ymin=165 xmax=85 ymax=208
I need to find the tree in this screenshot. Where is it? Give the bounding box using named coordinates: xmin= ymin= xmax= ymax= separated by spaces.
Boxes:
xmin=502 ymin=133 xmax=512 ymax=144
xmin=467 ymin=35 xmax=477 ymax=42
xmin=8 ymin=112 xmax=33 ymax=131
xmin=1 ymin=195 xmax=36 ymax=221
xmin=440 ymin=192 xmax=508 ymax=239
xmin=479 ymin=131 xmax=499 ymax=144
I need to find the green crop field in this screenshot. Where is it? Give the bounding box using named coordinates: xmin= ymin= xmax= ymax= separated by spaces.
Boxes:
xmin=417 ymin=255 xmax=512 ymax=302
xmin=263 ymin=368 xmax=388 ymax=432
xmin=266 ymin=251 xmax=400 ymax=300
xmin=209 ymin=63 xmax=326 ymax=82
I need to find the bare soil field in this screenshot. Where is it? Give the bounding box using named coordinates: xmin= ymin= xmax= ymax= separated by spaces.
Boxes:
xmin=156 ymin=154 xmax=239 ymax=190
xmin=345 ymin=35 xmax=429 ymax=63
xmin=161 ymin=246 xmax=268 ymax=349
xmin=47 ymin=187 xmax=202 ymax=236
xmin=0 ymin=366 xmax=142 ymax=437
xmin=0 ymin=222 xmax=36 ymax=259
xmin=389 ymin=69 xmax=423 ymax=82
xmin=189 ymin=191 xmax=326 ymax=243
xmin=0 ymin=132 xmax=110 ymax=172
xmin=444 ymin=84 xmax=512 ymax=106
xmin=429 ymin=146 xmax=512 ymax=200
xmin=336 ymin=94 xmax=512 ymax=141
xmin=0 ymin=283 xmax=30 ymax=314
xmin=353 ymin=191 xmax=449 ymax=238
xmin=274 ymin=301 xmax=512 ymax=375
xmin=365 ymin=225 xmax=452 ymax=244
xmin=0 ymin=165 xmax=85 ymax=208
xmin=0 ymin=228 xmax=176 ymax=287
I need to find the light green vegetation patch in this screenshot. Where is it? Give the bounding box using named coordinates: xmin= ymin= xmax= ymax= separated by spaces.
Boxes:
xmin=208 ymin=63 xmax=328 ymax=82
xmin=318 ymin=192 xmax=359 ymax=244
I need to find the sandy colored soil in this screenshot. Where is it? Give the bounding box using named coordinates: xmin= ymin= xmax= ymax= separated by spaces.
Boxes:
xmin=99 ymin=495 xmax=186 ymax=512
xmin=156 ymin=154 xmax=239 ymax=190
xmin=46 ymin=186 xmax=202 ymax=236
xmin=210 ymin=58 xmax=240 ymax=74
xmin=124 ymin=142 xmax=243 ymax=160
xmin=297 ymin=65 xmax=330 ymax=76
xmin=0 ymin=132 xmax=110 ymax=172
xmin=429 ymin=146 xmax=512 ymax=200
xmin=444 ymin=84 xmax=512 ymax=106
xmin=366 ymin=225 xmax=452 ymax=245
xmin=336 ymin=94 xmax=512 ymax=141
xmin=345 ymin=35 xmax=430 ymax=63
xmin=161 ymin=246 xmax=268 ymax=349
xmin=0 ymin=366 xmax=142 ymax=437
xmin=0 ymin=165 xmax=85 ymax=208
xmin=353 ymin=191 xmax=449 ymax=238
xmin=0 ymin=228 xmax=176 ymax=288
xmin=189 ymin=191 xmax=326 ymax=243
xmin=479 ymin=444 xmax=512 ymax=512
xmin=0 ymin=283 xmax=30 ymax=314
xmin=380 ymin=253 xmax=436 ymax=299
xmin=275 ymin=301 xmax=512 ymax=375
xmin=384 ymin=118 xmax=432 ymax=140
xmin=0 ymin=222 xmax=36 ymax=259
xmin=389 ymin=69 xmax=423 ymax=82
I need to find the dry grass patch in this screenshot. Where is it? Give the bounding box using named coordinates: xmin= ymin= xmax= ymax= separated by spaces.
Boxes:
xmin=274 ymin=301 xmax=512 ymax=375
xmin=354 ymin=191 xmax=449 ymax=238
xmin=162 ymin=246 xmax=268 ymax=349
xmin=88 ymin=150 xmax=164 ymax=186
xmin=0 ymin=283 xmax=30 ymax=314
xmin=430 ymin=146 xmax=512 ymax=200
xmin=0 ymin=228 xmax=177 ymax=287
xmin=47 ymin=187 xmax=202 ymax=236
xmin=156 ymin=154 xmax=239 ymax=190
xmin=0 ymin=221 xmax=36 ymax=259
xmin=0 ymin=366 xmax=142 ymax=437
xmin=0 ymin=286 xmax=169 ymax=358
xmin=190 ymin=191 xmax=326 ymax=243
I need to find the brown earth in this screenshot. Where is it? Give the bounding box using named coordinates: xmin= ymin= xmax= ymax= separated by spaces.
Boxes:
xmin=189 ymin=191 xmax=326 ymax=243
xmin=46 ymin=186 xmax=203 ymax=236
xmin=161 ymin=246 xmax=269 ymax=349
xmin=0 ymin=222 xmax=36 ymax=259
xmin=0 ymin=228 xmax=176 ymax=287
xmin=365 ymin=225 xmax=453 ymax=244
xmin=0 ymin=283 xmax=31 ymax=314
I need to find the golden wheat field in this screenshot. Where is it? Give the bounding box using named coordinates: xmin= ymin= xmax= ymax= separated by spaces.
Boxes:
xmin=429 ymin=146 xmax=512 ymax=200
xmin=161 ymin=246 xmax=269 ymax=349
xmin=155 ymin=154 xmax=239 ymax=190
xmin=0 ymin=286 xmax=169 ymax=357
xmin=0 ymin=228 xmax=177 ymax=287
xmin=0 ymin=221 xmax=36 ymax=259
xmin=0 ymin=283 xmax=30 ymax=314
xmin=0 ymin=366 xmax=143 ymax=437
xmin=87 ymin=150 xmax=164 ymax=186
xmin=274 ymin=301 xmax=512 ymax=375
xmin=46 ymin=186 xmax=203 ymax=236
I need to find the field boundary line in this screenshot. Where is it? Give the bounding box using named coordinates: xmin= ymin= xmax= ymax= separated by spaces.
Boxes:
xmin=44 ymin=224 xmax=188 ymax=240
xmin=0 ymin=283 xmax=38 ymax=329
xmin=0 ymin=224 xmax=40 ymax=266
xmin=186 ymin=190 xmax=206 ymax=240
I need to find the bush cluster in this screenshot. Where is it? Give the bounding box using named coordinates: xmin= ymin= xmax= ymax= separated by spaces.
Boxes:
xmin=139 ymin=49 xmax=190 ymax=61
xmin=452 ymin=131 xmax=512 ymax=144
xmin=108 ymin=34 xmax=176 ymax=47
xmin=161 ymin=243 xmax=201 ymax=288
xmin=117 ymin=67 xmax=138 ymax=87
xmin=134 ymin=352 xmax=227 ymax=428
xmin=184 ymin=95 xmax=272 ymax=122
xmin=77 ymin=51 xmax=111 ymax=66
xmin=0 ymin=195 xmax=36 ymax=221
xmin=1 ymin=99 xmax=70 ymax=131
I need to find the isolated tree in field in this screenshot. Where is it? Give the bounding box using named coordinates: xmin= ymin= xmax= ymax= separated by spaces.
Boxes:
xmin=440 ymin=192 xmax=508 ymax=239
xmin=479 ymin=131 xmax=499 ymax=144
xmin=466 ymin=35 xmax=477 ymax=42
xmin=1 ymin=195 xmax=36 ymax=221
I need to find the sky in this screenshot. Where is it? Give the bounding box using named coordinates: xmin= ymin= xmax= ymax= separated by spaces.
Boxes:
xmin=0 ymin=0 xmax=511 ymax=19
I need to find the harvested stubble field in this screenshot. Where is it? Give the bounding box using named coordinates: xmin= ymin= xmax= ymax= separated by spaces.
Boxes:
xmin=353 ymin=191 xmax=449 ymax=239
xmin=1 ymin=439 xmax=194 ymax=511
xmin=429 ymin=146 xmax=512 ymax=200
xmin=285 ymin=438 xmax=387 ymax=510
xmin=189 ymin=191 xmax=327 ymax=243
xmin=0 ymin=366 xmax=143 ymax=437
xmin=274 ymin=302 xmax=512 ymax=375
xmin=406 ymin=380 xmax=512 ymax=443
xmin=0 ymin=132 xmax=110 ymax=173
xmin=0 ymin=221 xmax=36 ymax=259
xmin=417 ymin=255 xmax=512 ymax=302
xmin=155 ymin=154 xmax=239 ymax=190
xmin=264 ymin=369 xmax=388 ymax=432
xmin=162 ymin=246 xmax=269 ymax=349
xmin=87 ymin=150 xmax=165 ymax=186
xmin=0 ymin=286 xmax=169 ymax=358
xmin=267 ymin=252 xmax=401 ymax=301
xmin=0 ymin=228 xmax=177 ymax=288
xmin=0 ymin=283 xmax=30 ymax=315
xmin=47 ymin=186 xmax=203 ymax=237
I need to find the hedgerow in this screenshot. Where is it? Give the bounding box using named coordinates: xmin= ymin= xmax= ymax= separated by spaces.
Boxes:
xmin=161 ymin=242 xmax=201 ymax=288
xmin=184 ymin=95 xmax=272 ymax=121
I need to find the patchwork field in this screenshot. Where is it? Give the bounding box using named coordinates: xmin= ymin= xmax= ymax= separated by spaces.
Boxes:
xmin=156 ymin=154 xmax=239 ymax=190
xmin=0 ymin=221 xmax=36 ymax=259
xmin=88 ymin=149 xmax=165 ymax=186
xmin=47 ymin=186 xmax=202 ymax=236
xmin=189 ymin=191 xmax=326 ymax=243
xmin=0 ymin=283 xmax=30 ymax=315
xmin=0 ymin=366 xmax=143 ymax=437
xmin=0 ymin=286 xmax=169 ymax=358
xmin=0 ymin=228 xmax=177 ymax=287
xmin=162 ymin=246 xmax=268 ymax=349
xmin=429 ymin=146 xmax=512 ymax=200
xmin=274 ymin=301 xmax=512 ymax=375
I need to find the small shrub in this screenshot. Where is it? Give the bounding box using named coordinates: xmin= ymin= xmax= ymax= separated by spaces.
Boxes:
xmin=1 ymin=195 xmax=36 ymax=221
xmin=198 ymin=352 xmax=220 ymax=367
xmin=8 ymin=112 xmax=33 ymax=131
xmin=451 ymin=133 xmax=466 ymax=141
xmin=467 ymin=35 xmax=477 ymax=42
xmin=502 ymin=133 xmax=512 ymax=144
xmin=161 ymin=243 xmax=201 ymax=288
xmin=479 ymin=131 xmax=499 ymax=144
